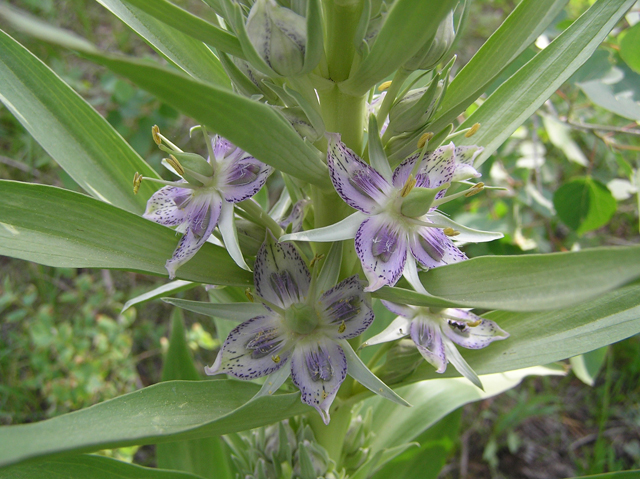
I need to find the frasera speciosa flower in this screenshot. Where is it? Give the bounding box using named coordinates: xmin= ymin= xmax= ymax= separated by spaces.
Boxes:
xmin=364 ymin=301 xmax=510 ymax=389
xmin=205 ymin=235 xmax=408 ymax=423
xmin=282 ymin=133 xmax=502 ymax=293
xmin=137 ymin=126 xmax=272 ymax=279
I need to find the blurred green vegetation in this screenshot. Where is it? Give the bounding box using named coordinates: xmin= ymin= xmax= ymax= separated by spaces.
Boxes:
xmin=0 ymin=0 xmax=639 ymax=476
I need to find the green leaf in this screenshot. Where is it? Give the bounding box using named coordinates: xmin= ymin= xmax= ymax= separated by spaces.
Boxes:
xmin=0 ymin=28 xmax=158 ymax=214
xmin=553 ymin=177 xmax=617 ymax=235
xmin=118 ymin=0 xmax=244 ymax=59
xmin=570 ymin=346 xmax=608 ymax=387
xmin=121 ymin=280 xmax=198 ymax=314
xmin=365 ymin=366 xmax=563 ymax=452
xmin=97 ymin=0 xmax=232 ymax=86
xmin=0 ymin=380 xmax=307 ymax=469
xmin=620 ymin=23 xmax=640 ymax=74
xmin=405 ymin=283 xmax=640 ymax=383
xmin=455 ymin=0 xmax=636 ymax=166
xmin=565 ymin=471 xmax=640 ymax=479
xmin=370 ymin=411 xmax=460 ymax=479
xmin=374 ymin=245 xmax=640 ymax=312
xmin=162 ymin=298 xmax=266 ymax=321
xmin=339 ymin=0 xmax=457 ymax=96
xmin=157 ymin=311 xmax=233 ymax=479
xmin=0 ymin=8 xmax=330 ymax=188
xmin=0 ymin=181 xmax=253 ymax=287
xmin=0 ymin=454 xmax=205 ymax=479
xmin=430 ymin=0 xmax=569 ymax=132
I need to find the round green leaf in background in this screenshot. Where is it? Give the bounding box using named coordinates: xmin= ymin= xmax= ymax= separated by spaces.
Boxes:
xmin=553 ymin=177 xmax=617 ymax=235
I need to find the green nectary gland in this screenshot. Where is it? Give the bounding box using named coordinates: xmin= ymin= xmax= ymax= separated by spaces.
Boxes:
xmin=284 ymin=302 xmax=319 ymax=335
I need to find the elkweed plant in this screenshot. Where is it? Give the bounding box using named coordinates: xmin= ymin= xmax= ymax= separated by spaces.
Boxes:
xmin=0 ymin=0 xmax=639 ymax=478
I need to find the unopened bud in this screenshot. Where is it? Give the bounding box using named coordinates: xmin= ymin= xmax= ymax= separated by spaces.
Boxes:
xmin=378 ymin=80 xmax=392 ymax=92
xmin=403 ymin=10 xmax=456 ymax=72
xmin=465 ymin=123 xmax=481 ymax=138
xmin=417 ymin=132 xmax=434 ymax=149
xmin=132 ymin=172 xmax=142 ymax=194
xmin=247 ymin=0 xmax=306 ymax=77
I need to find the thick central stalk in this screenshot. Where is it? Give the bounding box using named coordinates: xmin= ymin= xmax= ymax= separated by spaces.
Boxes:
xmin=322 ymin=0 xmax=363 ymax=82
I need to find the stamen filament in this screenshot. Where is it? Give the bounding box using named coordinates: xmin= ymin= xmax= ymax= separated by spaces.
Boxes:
xmin=138 ymin=176 xmax=197 ymax=190
xmin=152 ymin=125 xmax=183 ymax=152
xmin=431 ymin=183 xmax=484 ymax=207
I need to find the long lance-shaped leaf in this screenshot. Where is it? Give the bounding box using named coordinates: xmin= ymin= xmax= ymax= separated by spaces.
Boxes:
xmin=0 ymin=380 xmax=308 ymax=469
xmin=0 ymin=9 xmax=330 ymax=188
xmin=429 ymin=0 xmax=569 ymax=132
xmin=365 ymin=365 xmax=564 ymax=453
xmin=163 ymin=298 xmax=266 ymax=321
xmin=97 ymin=0 xmax=231 ymax=86
xmin=0 ymin=455 xmax=206 ymax=479
xmin=118 ymin=0 xmax=245 ymax=59
xmin=339 ymin=0 xmax=457 ymax=96
xmin=373 ymin=245 xmax=640 ymax=312
xmin=121 ymin=280 xmax=197 ymax=313
xmin=157 ymin=311 xmax=233 ymax=479
xmin=0 ymin=181 xmax=253 ymax=287
xmin=455 ymin=0 xmax=637 ymax=166
xmin=0 ymin=28 xmax=158 ymax=214
xmin=403 ymin=282 xmax=640 ymax=384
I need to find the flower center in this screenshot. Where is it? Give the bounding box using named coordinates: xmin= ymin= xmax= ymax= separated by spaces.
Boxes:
xmin=284 ymin=302 xmax=319 ymax=335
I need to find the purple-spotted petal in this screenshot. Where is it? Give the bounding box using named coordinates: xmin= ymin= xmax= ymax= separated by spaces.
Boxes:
xmin=355 ymin=215 xmax=408 ymax=291
xmin=327 ymin=133 xmax=392 ymax=214
xmin=254 ymin=240 xmax=311 ymax=308
xmin=165 ymin=192 xmax=222 ymax=279
xmin=409 ymin=319 xmax=447 ymax=373
xmin=362 ymin=315 xmax=411 ymax=347
xmin=143 ymin=185 xmax=191 ymax=227
xmin=218 ymin=154 xmax=272 ymax=203
xmin=290 ymin=339 xmax=347 ymax=425
xmin=393 ymin=143 xmax=456 ymax=200
xmin=441 ymin=311 xmax=509 ymax=350
xmin=409 ymin=226 xmax=467 ymax=269
xmin=212 ymin=135 xmax=235 ymax=161
xmin=380 ymin=300 xmax=416 ymax=319
xmin=317 ymin=275 xmax=374 ymax=340
xmin=205 ymin=314 xmax=291 ymax=379
xmin=451 ymin=146 xmax=483 ymax=182
xmin=279 ymin=199 xmax=308 ymax=233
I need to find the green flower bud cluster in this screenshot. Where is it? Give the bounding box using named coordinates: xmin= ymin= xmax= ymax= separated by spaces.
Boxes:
xmin=225 ymin=419 xmax=341 ymax=479
xmin=340 ymin=408 xmax=374 ymax=473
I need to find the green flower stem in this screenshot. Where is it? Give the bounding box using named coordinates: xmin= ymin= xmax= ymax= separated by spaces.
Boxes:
xmin=237 ymin=199 xmax=283 ymax=236
xmin=307 ymin=398 xmax=353 ymax=465
xmin=322 ymin=0 xmax=364 ymax=82
xmin=375 ymin=68 xmax=410 ymax=128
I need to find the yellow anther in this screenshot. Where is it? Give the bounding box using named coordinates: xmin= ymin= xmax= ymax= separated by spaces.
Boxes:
xmin=464 ymin=123 xmax=481 ymax=138
xmin=166 ymin=154 xmax=185 ymax=176
xmin=151 ymin=125 xmax=161 ymax=145
xmin=338 ymin=321 xmax=346 ymax=334
xmin=309 ymin=253 xmax=325 ymax=268
xmin=321 ymin=391 xmax=329 ymax=399
xmin=443 ymin=227 xmax=460 ymax=237
xmin=464 ymin=182 xmax=485 ymax=197
xmin=245 ymin=288 xmax=254 ymax=302
xmin=400 ymin=175 xmax=417 ymax=197
xmin=132 ymin=172 xmax=143 ymax=195
xmin=271 ymin=354 xmax=281 ymax=363
xmin=378 ymin=80 xmax=393 ymax=92
xmin=467 ymin=319 xmax=482 ymax=327
xmin=417 ymin=132 xmax=434 ymax=149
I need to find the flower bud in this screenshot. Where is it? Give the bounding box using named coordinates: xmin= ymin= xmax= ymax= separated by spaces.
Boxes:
xmin=235 ymin=219 xmax=266 ymax=256
xmin=276 ymin=106 xmax=324 ymax=142
xmin=380 ymin=339 xmax=423 ymax=384
xmin=246 ymin=0 xmax=307 ymax=77
xmin=387 ymin=79 xmax=445 ymax=137
xmin=403 ymin=10 xmax=455 ymax=72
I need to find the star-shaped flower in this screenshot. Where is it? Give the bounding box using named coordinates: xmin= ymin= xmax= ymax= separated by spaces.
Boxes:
xmin=363 ymin=301 xmax=510 ymax=388
xmin=139 ymin=128 xmax=272 ymax=278
xmin=281 ymin=132 xmax=502 ymax=292
xmin=205 ymin=235 xmax=409 ymax=423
